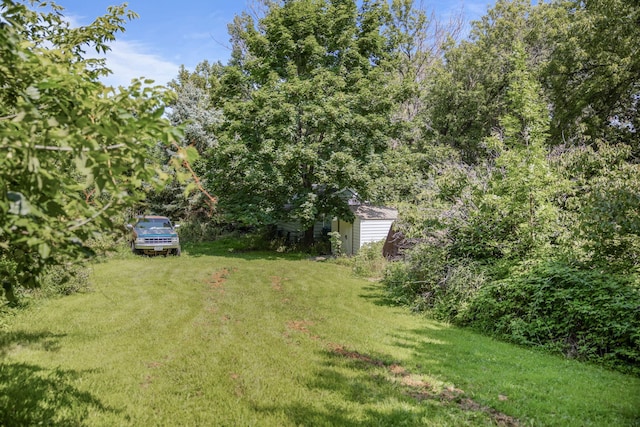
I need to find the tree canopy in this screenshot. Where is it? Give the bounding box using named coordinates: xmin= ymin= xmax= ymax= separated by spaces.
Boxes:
xmin=0 ymin=0 xmax=182 ymax=301
xmin=199 ymin=0 xmax=404 ymax=241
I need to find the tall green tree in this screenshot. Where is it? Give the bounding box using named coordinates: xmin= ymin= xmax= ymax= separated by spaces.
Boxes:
xmin=146 ymin=62 xmax=225 ymax=221
xmin=428 ymin=0 xmax=558 ymax=162
xmin=545 ymin=0 xmax=640 ymax=145
xmin=0 ymin=1 xmax=182 ymax=302
xmin=453 ymin=42 xmax=559 ymax=260
xmin=207 ymin=0 xmax=402 ymax=242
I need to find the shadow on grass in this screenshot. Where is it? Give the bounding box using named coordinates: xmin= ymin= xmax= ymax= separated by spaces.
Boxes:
xmin=0 ymin=330 xmax=67 ymax=356
xmin=183 ymin=241 xmax=312 ymax=261
xmin=0 ymin=331 xmax=121 ymax=425
xmin=253 ymin=346 xmax=495 ymax=426
xmin=252 ymin=357 xmax=433 ymax=426
xmin=358 ymin=284 xmax=400 ymax=308
xmin=0 ymin=363 xmax=121 ymax=425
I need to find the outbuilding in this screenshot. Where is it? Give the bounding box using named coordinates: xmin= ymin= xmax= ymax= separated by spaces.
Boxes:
xmin=332 ymin=204 xmax=398 ymax=255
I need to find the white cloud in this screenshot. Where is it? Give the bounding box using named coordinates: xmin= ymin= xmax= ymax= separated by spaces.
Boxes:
xmin=98 ymin=40 xmax=181 ymax=88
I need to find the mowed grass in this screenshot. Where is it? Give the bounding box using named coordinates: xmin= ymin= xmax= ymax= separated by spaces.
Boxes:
xmin=1 ymin=242 xmax=639 ymax=426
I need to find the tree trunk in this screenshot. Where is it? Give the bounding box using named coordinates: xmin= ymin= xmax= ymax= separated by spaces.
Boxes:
xmin=2 ymin=281 xmax=18 ymax=306
xmin=303 ymin=224 xmax=315 ymax=247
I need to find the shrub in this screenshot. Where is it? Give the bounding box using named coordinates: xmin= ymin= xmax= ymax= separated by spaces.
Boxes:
xmin=39 ymin=263 xmax=91 ymax=297
xmin=352 ymin=241 xmax=386 ymax=278
xmin=328 ymin=231 xmax=343 ymax=257
xmin=432 ymin=262 xmax=486 ymax=322
xmin=381 ymin=260 xmax=414 ymax=306
xmin=381 ymin=243 xmax=485 ymax=320
xmin=177 ymin=219 xmax=222 ymax=243
xmin=459 ymin=261 xmax=640 ymax=375
xmin=0 ymin=256 xmax=19 ymax=305
xmin=382 ymin=243 xmax=448 ymax=310
xmin=86 ymin=232 xmax=127 ymax=258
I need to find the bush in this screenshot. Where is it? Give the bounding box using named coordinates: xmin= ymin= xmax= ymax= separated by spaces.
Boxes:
xmin=352 ymin=241 xmax=386 ymax=278
xmin=177 ymin=219 xmax=222 ymax=243
xmin=86 ymin=231 xmax=127 ymax=258
xmin=382 ymin=243 xmax=447 ymax=310
xmin=39 ymin=263 xmax=91 ymax=297
xmin=381 ymin=260 xmax=414 ymax=306
xmin=381 ymin=243 xmax=485 ymax=320
xmin=459 ymin=261 xmax=640 ymax=375
xmin=328 ymin=231 xmax=343 ymax=257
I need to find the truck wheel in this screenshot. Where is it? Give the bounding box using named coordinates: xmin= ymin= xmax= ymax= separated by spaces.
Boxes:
xmin=130 ymin=242 xmax=141 ymax=255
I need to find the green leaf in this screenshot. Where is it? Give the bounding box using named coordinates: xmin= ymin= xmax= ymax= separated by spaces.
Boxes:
xmin=185 ymin=146 xmax=199 ymax=163
xmin=38 ymin=242 xmax=51 ymax=259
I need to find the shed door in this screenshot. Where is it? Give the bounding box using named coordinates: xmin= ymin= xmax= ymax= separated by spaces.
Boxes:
xmin=332 ymin=219 xmax=354 ymax=255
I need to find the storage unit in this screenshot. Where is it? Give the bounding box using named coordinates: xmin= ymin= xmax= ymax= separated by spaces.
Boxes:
xmin=332 ymin=205 xmax=398 ymax=255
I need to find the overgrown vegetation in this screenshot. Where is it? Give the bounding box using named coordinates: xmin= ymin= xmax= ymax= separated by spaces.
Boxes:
xmin=459 ymin=262 xmax=640 ymax=374
xmin=371 ymin=0 xmax=640 ymax=376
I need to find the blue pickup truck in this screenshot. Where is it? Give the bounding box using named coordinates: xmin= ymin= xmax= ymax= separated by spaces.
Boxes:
xmin=127 ymin=215 xmax=181 ymax=256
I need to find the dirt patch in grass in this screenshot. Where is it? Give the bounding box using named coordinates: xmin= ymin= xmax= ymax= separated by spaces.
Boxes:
xmin=270 ymin=276 xmax=285 ymax=291
xmin=328 ymin=343 xmax=520 ymax=426
xmin=284 ymin=320 xmax=321 ymax=342
xmin=200 ymin=268 xmax=237 ymax=325
xmin=207 ymin=268 xmax=232 ymax=294
xmin=286 ymin=320 xmax=314 ymax=333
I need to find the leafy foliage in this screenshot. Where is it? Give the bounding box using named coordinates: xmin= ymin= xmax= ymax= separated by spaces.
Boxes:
xmin=200 ymin=0 xmax=404 ymax=240
xmin=427 ymin=0 xmax=555 ymax=162
xmin=545 ymin=0 xmax=640 ymax=143
xmin=380 ymin=0 xmax=640 ymax=374
xmin=0 ymin=1 xmax=182 ymax=301
xmin=453 ymin=42 xmax=559 ymax=260
xmin=459 ymin=261 xmax=640 ymax=375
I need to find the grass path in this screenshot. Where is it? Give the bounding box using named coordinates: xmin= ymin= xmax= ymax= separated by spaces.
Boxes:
xmin=1 ymin=243 xmax=639 ymax=426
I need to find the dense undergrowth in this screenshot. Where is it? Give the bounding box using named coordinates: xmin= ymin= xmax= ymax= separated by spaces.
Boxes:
xmin=378 ymin=142 xmax=640 ymax=377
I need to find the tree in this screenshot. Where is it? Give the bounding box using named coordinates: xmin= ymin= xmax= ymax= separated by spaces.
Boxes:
xmin=427 ymin=0 xmax=558 ymax=163
xmin=145 ymin=62 xmax=224 ymax=222
xmin=457 ymin=42 xmax=559 ymax=260
xmin=545 ymin=0 xmax=640 ymax=145
xmin=0 ymin=1 xmax=182 ymax=302
xmin=384 ymin=0 xmax=464 ymax=148
xmin=207 ymin=0 xmax=402 ymax=243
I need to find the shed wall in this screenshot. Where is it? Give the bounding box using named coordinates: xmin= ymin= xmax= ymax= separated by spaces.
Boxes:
xmin=360 ymin=219 xmax=396 ymax=247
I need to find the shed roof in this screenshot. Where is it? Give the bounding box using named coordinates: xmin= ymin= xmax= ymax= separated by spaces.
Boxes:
xmin=350 ymin=205 xmax=398 ymax=220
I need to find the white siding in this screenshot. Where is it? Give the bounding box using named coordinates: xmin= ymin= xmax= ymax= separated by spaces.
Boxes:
xmin=331 ymin=205 xmax=397 ymax=255
xmin=359 ymin=219 xmax=395 ymax=247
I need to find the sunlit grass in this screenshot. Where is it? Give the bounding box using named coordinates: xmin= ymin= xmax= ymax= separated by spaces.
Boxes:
xmin=1 ymin=241 xmax=639 ymax=426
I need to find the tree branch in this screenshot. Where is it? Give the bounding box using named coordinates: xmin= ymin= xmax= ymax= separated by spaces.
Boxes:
xmin=68 ymin=199 xmax=114 ymax=231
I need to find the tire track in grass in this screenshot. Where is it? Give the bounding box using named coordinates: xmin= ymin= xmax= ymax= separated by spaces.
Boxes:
xmin=270 ymin=274 xmax=520 ymax=426
xmin=204 ymin=267 xmax=235 ymax=322
xmin=141 ymin=267 xmax=235 ymax=390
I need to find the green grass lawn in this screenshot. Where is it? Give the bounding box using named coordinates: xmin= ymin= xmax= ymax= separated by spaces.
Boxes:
xmin=1 ymin=241 xmax=639 ymax=426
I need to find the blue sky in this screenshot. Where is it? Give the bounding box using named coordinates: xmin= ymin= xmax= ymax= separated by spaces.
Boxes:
xmin=52 ymin=0 xmax=493 ymax=87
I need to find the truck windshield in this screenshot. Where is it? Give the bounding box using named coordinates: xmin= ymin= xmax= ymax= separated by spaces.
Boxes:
xmin=137 ymin=219 xmax=172 ymax=229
